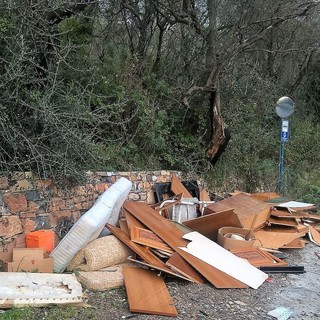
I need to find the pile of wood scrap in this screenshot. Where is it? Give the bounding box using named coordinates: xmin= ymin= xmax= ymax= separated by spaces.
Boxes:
xmin=105 ymin=179 xmax=319 ymax=317
xmin=106 ymin=198 xmax=269 ymax=316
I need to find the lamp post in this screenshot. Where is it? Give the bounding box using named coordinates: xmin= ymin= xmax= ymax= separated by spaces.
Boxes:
xmin=275 ymin=96 xmax=295 ymax=194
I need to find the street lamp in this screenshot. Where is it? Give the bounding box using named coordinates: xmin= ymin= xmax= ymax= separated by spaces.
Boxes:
xmin=275 ymin=96 xmax=295 ymax=194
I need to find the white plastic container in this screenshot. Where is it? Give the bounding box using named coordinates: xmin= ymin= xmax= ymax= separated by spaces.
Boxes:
xmin=50 ymin=177 xmax=132 ymax=273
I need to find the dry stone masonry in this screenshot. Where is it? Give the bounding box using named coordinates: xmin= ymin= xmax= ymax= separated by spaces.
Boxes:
xmin=0 ymin=170 xmax=184 ymax=253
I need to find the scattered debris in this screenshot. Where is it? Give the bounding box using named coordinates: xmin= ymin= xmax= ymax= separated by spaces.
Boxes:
xmin=267 ymin=306 xmax=293 ymax=319
xmin=0 ymin=273 xmax=83 ymax=308
xmin=1 ymin=176 xmax=319 ymax=317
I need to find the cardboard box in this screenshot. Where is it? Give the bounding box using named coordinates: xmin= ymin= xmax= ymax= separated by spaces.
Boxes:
xmin=217 ymin=227 xmax=255 ymax=250
xmin=6 ymin=248 xmax=54 ymax=273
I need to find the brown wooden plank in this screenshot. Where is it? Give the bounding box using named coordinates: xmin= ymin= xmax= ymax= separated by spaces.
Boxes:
xmin=199 ymin=189 xmax=210 ymax=201
xmin=308 ymin=225 xmax=320 ymax=245
xmin=127 ymin=256 xmax=194 ymax=282
xmin=205 ymin=194 xmax=271 ymax=229
xmin=119 ymin=218 xmax=130 ymax=236
xmin=124 ymin=201 xmax=247 ymax=289
xmin=182 ymin=209 xmax=242 ymax=242
xmin=171 ymin=175 xmax=192 ymax=198
xmin=166 ymin=252 xmax=205 ymax=282
xmin=123 ymin=266 xmax=178 ymax=317
xmin=130 ymin=226 xmax=174 ymax=253
xmin=251 ymin=192 xmax=282 ymax=201
xmin=230 ymin=247 xmax=287 ymax=267
xmin=106 ymin=224 xmax=169 ymax=270
xmin=267 ymin=216 xmax=299 ymax=227
xmin=124 ymin=209 xmax=146 ymax=231
xmin=280 ymin=238 xmax=306 ymax=249
xmin=106 ymin=224 xmax=201 ymax=283
xmin=254 ymin=229 xmax=307 ymax=249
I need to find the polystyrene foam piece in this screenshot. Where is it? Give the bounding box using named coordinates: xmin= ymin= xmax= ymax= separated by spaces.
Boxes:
xmin=50 ymin=177 xmax=132 ymax=272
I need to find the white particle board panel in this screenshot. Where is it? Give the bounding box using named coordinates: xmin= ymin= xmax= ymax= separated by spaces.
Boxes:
xmin=179 ymin=231 xmax=268 ymax=289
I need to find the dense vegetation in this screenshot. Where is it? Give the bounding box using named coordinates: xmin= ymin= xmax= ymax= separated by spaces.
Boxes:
xmin=0 ymin=1 xmax=319 ymax=202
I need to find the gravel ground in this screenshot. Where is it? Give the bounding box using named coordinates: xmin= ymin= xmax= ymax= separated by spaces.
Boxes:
xmin=81 ymin=241 xmax=320 ymax=320
xmin=3 ymin=241 xmax=320 ymax=320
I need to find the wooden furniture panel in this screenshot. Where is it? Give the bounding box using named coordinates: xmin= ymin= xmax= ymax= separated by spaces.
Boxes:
xmin=230 ymin=247 xmax=287 ymax=267
xmin=205 ymin=194 xmax=270 ymax=230
xmin=124 ymin=201 xmax=247 ymax=288
xmin=171 ymin=175 xmax=192 ymax=198
xmin=130 ymin=226 xmax=174 ymax=253
xmin=254 ymin=229 xmax=307 ymax=249
xmin=123 ymin=266 xmax=178 ymax=317
xmin=107 ymin=224 xmax=201 ymax=283
xmin=182 ymin=209 xmax=241 ymax=242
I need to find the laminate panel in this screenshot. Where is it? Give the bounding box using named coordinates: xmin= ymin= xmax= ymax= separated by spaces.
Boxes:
xmin=171 ymin=175 xmax=192 ymax=198
xmin=182 ymin=209 xmax=241 ymax=241
xmin=123 ymin=266 xmax=178 ymax=317
xmin=124 ymin=201 xmax=247 ymax=288
xmin=106 ymin=224 xmax=201 ymax=283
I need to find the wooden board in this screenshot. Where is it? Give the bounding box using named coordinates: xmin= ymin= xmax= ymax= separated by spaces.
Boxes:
xmin=205 ymin=194 xmax=270 ymax=230
xmin=127 ymin=256 xmax=193 ymax=282
xmin=308 ymin=224 xmax=320 ymax=246
xmin=106 ymin=224 xmax=201 ymax=283
xmin=123 ymin=266 xmax=178 ymax=317
xmin=199 ymin=189 xmax=210 ymax=201
xmin=280 ymin=238 xmax=306 ymax=249
xmin=251 ymin=192 xmax=282 ymax=201
xmin=166 ymin=252 xmax=205 ymax=281
xmin=180 ymin=231 xmax=268 ymax=289
xmin=182 ymin=209 xmax=242 ymax=242
xmin=124 ymin=201 xmax=247 ymax=288
xmin=267 ymin=216 xmax=299 ymax=228
xmin=106 ymin=224 xmax=169 ymax=271
xmin=171 ymin=175 xmax=192 ymax=198
xmin=230 ymin=247 xmax=287 ymax=267
xmin=124 ymin=209 xmax=146 ymax=231
xmin=254 ymin=229 xmax=307 ymax=249
xmin=119 ymin=218 xmax=130 ymax=236
xmin=130 ymin=226 xmax=174 ymax=253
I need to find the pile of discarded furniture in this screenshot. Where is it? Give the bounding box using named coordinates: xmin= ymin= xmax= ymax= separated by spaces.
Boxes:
xmin=1 ymin=176 xmax=319 ymax=317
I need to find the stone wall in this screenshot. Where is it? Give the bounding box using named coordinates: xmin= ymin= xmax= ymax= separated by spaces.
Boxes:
xmin=0 ymin=170 xmax=185 ymax=253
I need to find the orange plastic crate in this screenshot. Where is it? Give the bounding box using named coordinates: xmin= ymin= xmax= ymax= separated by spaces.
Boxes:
xmin=26 ymin=230 xmax=55 ymax=254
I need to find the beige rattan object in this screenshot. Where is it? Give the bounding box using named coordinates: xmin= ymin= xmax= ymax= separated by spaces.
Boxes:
xmin=67 ymin=235 xmax=132 ymax=271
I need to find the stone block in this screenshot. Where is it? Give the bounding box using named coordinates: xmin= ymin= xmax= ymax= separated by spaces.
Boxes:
xmin=20 ymin=212 xmax=36 ymax=219
xmin=0 ymin=216 xmax=23 ymax=238
xmin=146 ymin=191 xmax=155 ymax=204
xmin=140 ymin=193 xmax=147 ymax=201
xmin=49 ymin=210 xmax=72 ymax=226
xmin=35 ymin=214 xmax=51 ymax=230
xmin=14 ymin=234 xmax=26 ymax=248
xmin=21 ymin=218 xmax=36 ymax=233
xmin=28 ymin=201 xmax=40 ymax=211
xmin=25 ymin=190 xmax=41 ymax=201
xmin=82 ymin=202 xmax=93 ymax=210
xmin=95 ymin=171 xmax=108 ymax=177
xmin=94 ymin=183 xmax=107 ymax=193
xmin=36 ymin=178 xmax=53 ymax=189
xmin=128 ymin=193 xmax=140 ymax=201
xmin=72 ymin=210 xmax=81 ymax=222
xmin=9 ymin=179 xmax=34 ymax=192
xmin=0 ymin=177 xmax=9 ymax=190
xmin=3 ymin=193 xmax=28 ymax=213
xmin=49 ymin=197 xmax=67 ymax=210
